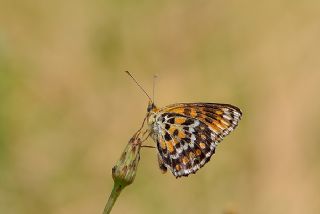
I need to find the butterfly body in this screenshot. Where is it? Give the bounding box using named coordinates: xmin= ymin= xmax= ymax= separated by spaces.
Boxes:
xmin=145 ymin=101 xmax=242 ymax=178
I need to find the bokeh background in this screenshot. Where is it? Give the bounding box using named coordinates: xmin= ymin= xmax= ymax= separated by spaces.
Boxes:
xmin=1 ymin=0 xmax=320 ymax=213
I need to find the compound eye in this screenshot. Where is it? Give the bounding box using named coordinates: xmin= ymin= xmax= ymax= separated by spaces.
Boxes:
xmin=147 ymin=103 xmax=154 ymax=112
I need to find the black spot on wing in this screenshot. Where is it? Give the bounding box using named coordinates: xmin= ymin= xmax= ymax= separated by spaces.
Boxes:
xmin=161 ymin=117 xmax=166 ymax=123
xmin=165 ymin=123 xmax=170 ymax=130
xmin=204 ymin=117 xmax=213 ymax=124
xmin=181 ymin=118 xmax=194 ymax=126
xmin=175 ymin=142 xmax=181 ymax=149
xmin=167 ymin=118 xmax=175 ymax=124
xmin=193 ymin=158 xmax=200 ymax=166
xmin=183 ymin=126 xmax=189 ymax=131
xmin=183 ymin=108 xmax=191 ymax=116
xmin=181 ymin=137 xmax=191 ymax=144
xmin=205 ymin=112 xmax=215 ymax=118
xmin=164 ymin=132 xmax=172 ymax=141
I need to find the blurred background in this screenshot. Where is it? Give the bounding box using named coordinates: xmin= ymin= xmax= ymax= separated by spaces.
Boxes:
xmin=1 ymin=0 xmax=320 ymax=213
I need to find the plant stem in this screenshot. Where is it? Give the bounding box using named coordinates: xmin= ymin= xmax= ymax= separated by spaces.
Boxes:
xmin=103 ymin=181 xmax=123 ymax=214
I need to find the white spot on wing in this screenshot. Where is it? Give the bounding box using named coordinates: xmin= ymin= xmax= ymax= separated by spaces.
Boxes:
xmin=171 ymin=154 xmax=180 ymax=159
xmin=191 ymin=134 xmax=196 ymax=142
xmin=183 ymin=143 xmax=188 ymax=150
xmin=191 ymin=120 xmax=200 ymax=127
xmin=210 ymin=143 xmax=216 ymax=150
xmin=176 ymin=147 xmax=183 ymax=154
xmin=223 ymin=114 xmax=232 ymax=120
xmin=205 ymin=151 xmax=211 ymax=158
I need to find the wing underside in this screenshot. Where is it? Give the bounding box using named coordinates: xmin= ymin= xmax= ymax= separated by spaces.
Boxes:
xmin=155 ymin=103 xmax=242 ymax=178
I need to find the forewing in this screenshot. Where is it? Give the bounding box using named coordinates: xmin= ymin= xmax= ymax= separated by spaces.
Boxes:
xmin=155 ymin=103 xmax=242 ymax=178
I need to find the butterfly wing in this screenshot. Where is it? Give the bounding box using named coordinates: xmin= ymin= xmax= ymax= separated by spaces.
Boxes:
xmin=154 ymin=103 xmax=242 ymax=178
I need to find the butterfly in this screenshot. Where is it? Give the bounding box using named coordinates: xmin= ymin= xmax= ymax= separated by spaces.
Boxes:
xmin=126 ymin=72 xmax=242 ymax=178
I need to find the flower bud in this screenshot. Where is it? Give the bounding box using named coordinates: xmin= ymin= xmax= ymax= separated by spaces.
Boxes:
xmin=112 ymin=132 xmax=142 ymax=187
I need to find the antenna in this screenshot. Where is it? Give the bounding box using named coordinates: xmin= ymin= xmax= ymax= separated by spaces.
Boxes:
xmin=152 ymin=74 xmax=157 ymax=104
xmin=125 ymin=71 xmax=152 ymax=102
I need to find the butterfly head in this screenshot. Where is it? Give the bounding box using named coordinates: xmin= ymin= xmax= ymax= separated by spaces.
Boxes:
xmin=146 ymin=100 xmax=159 ymax=131
xmin=147 ymin=100 xmax=157 ymax=112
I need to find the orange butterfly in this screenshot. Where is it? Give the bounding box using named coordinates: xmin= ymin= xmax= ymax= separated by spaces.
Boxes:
xmin=126 ymin=72 xmax=242 ymax=178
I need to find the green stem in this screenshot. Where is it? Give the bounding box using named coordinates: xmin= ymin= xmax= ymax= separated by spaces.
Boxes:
xmin=103 ymin=182 xmax=123 ymax=214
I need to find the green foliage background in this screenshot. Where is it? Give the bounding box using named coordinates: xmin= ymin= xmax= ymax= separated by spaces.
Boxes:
xmin=1 ymin=0 xmax=320 ymax=213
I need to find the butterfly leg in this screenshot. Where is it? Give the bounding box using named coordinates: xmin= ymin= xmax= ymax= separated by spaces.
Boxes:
xmin=141 ymin=129 xmax=151 ymax=142
xmin=141 ymin=145 xmax=156 ymax=149
xmin=157 ymin=153 xmax=167 ymax=174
